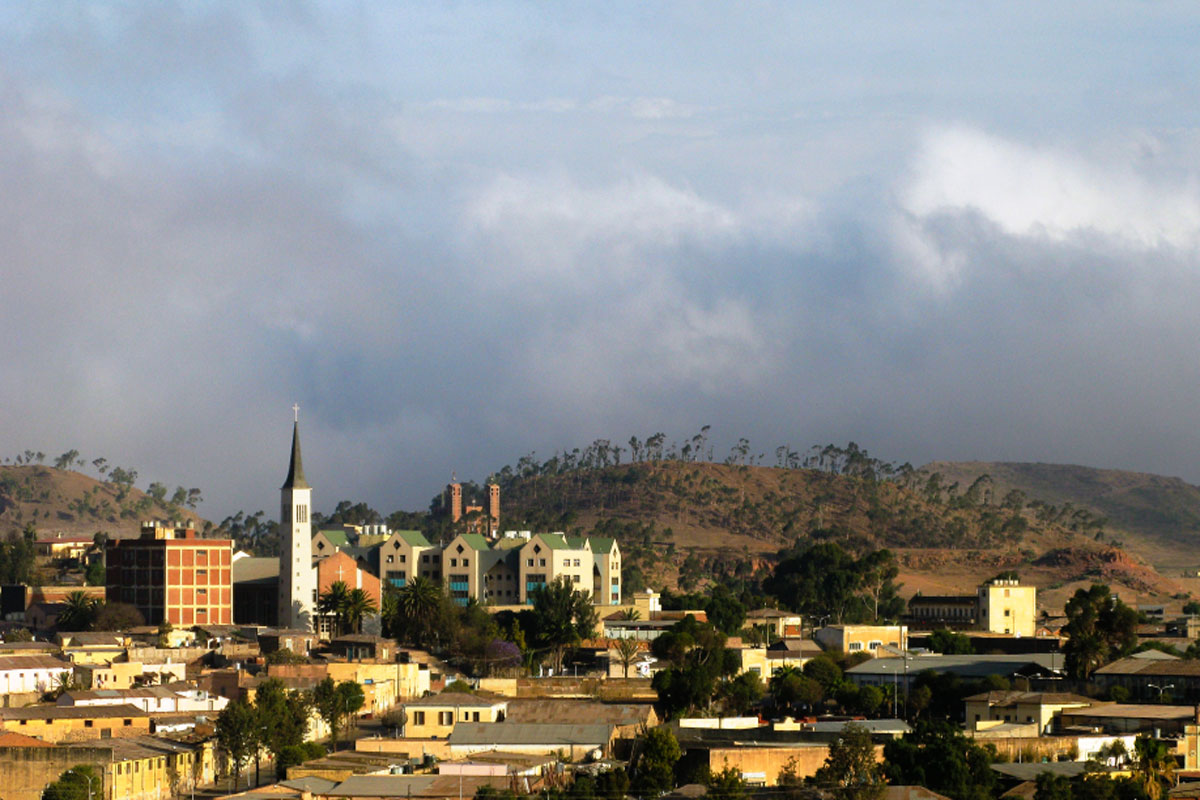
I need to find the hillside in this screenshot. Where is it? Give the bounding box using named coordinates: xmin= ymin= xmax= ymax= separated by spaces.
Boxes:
xmin=496 ymin=458 xmax=1188 ymax=610
xmin=0 ymin=465 xmax=208 ymax=540
xmin=923 ymin=461 xmax=1200 ymax=572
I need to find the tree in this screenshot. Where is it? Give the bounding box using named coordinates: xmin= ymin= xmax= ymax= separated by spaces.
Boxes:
xmin=721 ymin=671 xmax=765 ymax=715
xmin=91 ymin=602 xmax=145 ymax=631
xmin=53 ymin=450 xmax=80 ymax=471
xmin=929 ymin=628 xmax=974 ymax=655
xmin=343 ymin=588 xmax=378 ymax=634
xmin=1134 ymin=736 xmax=1175 ymax=800
xmin=58 ymin=590 xmax=97 ymax=631
xmin=386 ymin=577 xmax=442 ymax=647
xmin=705 ymin=584 xmax=746 ymax=635
xmin=42 ymin=765 xmax=101 ymax=800
xmin=815 ymin=723 xmax=885 ymax=800
xmin=312 ymin=677 xmax=344 ymax=750
xmin=319 ymin=581 xmax=351 ymax=638
xmin=216 ymin=699 xmax=258 ymax=792
xmin=528 ymin=576 xmax=598 ymax=673
xmin=704 ymin=766 xmax=748 ymax=800
xmin=255 ymin=677 xmax=310 ymax=778
xmin=883 ymin=721 xmax=999 ymax=800
xmin=1063 ymin=585 xmax=1139 ymax=680
xmin=313 ymin=678 xmax=364 ymax=751
xmin=634 ymin=726 xmax=681 ymax=797
xmin=614 ymin=638 xmax=641 ymax=678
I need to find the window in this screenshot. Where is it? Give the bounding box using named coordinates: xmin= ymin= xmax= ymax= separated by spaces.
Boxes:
xmin=386 ymin=555 xmax=394 ymax=564
xmin=463 ymin=558 xmax=469 ymax=567
xmin=296 ymin=504 xmax=308 ymax=523
xmin=473 ymin=712 xmax=480 ymax=721
xmin=124 ymin=719 xmax=133 ymax=726
xmin=563 ymin=559 xmax=570 ymax=567
xmin=400 ymin=555 xmax=406 ymax=563
xmin=413 ymin=711 xmax=425 ymax=725
xmin=573 ymin=559 xmax=581 ymax=567
xmin=450 ymin=558 xmax=458 ymax=567
xmin=527 ymin=559 xmax=534 ymax=567
xmin=847 ymin=642 xmax=863 ymax=652
xmin=1004 ymin=609 xmax=1011 ymax=616
xmin=868 ymin=640 xmax=881 ymax=650
xmin=539 ymin=559 xmax=546 ymax=567
xmin=439 ymin=711 xmax=453 ymax=725
xmin=572 ymin=575 xmax=580 ymax=583
xmin=85 ymin=720 xmax=94 ymax=727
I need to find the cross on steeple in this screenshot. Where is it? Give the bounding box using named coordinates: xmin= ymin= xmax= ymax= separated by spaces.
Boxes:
xmin=293 ymin=403 xmax=300 ymax=422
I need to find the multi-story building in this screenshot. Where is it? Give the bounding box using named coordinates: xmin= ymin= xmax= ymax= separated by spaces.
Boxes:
xmin=978 ymin=578 xmax=1037 ymax=636
xmin=379 ymin=529 xmax=436 ymax=589
xmin=442 ymin=533 xmax=492 ymax=606
xmin=905 ymin=578 xmax=1037 ymax=636
xmin=105 ymin=522 xmax=233 ymax=626
xmin=814 ymin=624 xmax=908 ymax=657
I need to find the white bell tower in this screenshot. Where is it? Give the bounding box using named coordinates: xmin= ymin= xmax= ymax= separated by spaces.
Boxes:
xmin=279 ymin=406 xmax=316 ymax=630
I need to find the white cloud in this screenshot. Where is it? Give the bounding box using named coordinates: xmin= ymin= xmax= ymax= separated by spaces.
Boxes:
xmin=896 ymin=126 xmax=1200 ymax=287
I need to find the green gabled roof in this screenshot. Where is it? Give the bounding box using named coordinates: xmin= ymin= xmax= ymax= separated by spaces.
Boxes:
xmin=318 ymin=530 xmax=350 ymax=547
xmin=458 ymin=533 xmax=491 ymax=551
xmin=392 ymin=530 xmax=432 ymax=548
xmin=539 ymin=533 xmax=570 ymax=550
xmin=565 ymin=536 xmax=589 ymax=550
xmin=588 ymin=536 xmax=617 ymax=553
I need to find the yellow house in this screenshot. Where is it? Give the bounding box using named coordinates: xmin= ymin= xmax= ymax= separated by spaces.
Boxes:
xmin=57 ymin=633 xmax=131 ymax=666
xmin=77 ymin=661 xmax=144 ymax=690
xmin=326 ymin=660 xmax=430 ymax=716
xmin=0 ymin=704 xmax=153 ymax=743
xmin=400 ymin=693 xmax=508 ymax=739
xmin=978 ymin=579 xmax=1037 ymax=636
xmin=964 ymin=691 xmax=1094 ymax=734
xmin=814 ymin=625 xmax=907 ymax=657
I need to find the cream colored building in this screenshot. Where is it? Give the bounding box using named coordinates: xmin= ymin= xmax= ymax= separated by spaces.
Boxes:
xmin=978 ymin=579 xmax=1037 ymax=636
xmin=400 ymin=693 xmax=508 ymax=739
xmin=814 ymin=625 xmax=907 ymax=657
xmin=964 ymin=690 xmax=1094 ymax=734
xmin=380 ymin=529 xmax=440 ymax=589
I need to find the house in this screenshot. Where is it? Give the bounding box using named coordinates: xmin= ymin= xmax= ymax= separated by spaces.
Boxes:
xmin=503 ymin=699 xmax=657 ymax=739
xmin=963 ymin=691 xmax=1094 ymax=733
xmin=0 ymin=704 xmax=152 ymax=743
xmin=745 ymin=608 xmax=804 ymax=640
xmin=329 ymin=635 xmax=396 ymax=662
xmin=400 ymin=693 xmax=508 ymax=738
xmin=57 ymin=684 xmax=229 ymax=714
xmin=316 ymin=552 xmax=382 ymax=638
xmin=845 ymin=653 xmax=1061 ymax=692
xmin=447 ymin=722 xmax=615 ymax=759
xmin=56 ymin=632 xmax=129 ymax=665
xmin=905 ymin=578 xmax=1036 ymax=637
xmin=258 ymin=628 xmax=318 ymax=656
xmin=0 ymin=654 xmax=74 ymax=694
xmin=1056 ymin=703 xmax=1195 ymax=735
xmin=765 ymin=639 xmax=821 ymax=673
xmin=815 ymin=625 xmax=907 ymax=657
xmin=380 ymin=530 xmax=436 ymax=589
xmin=1092 ymin=656 xmax=1200 ymax=703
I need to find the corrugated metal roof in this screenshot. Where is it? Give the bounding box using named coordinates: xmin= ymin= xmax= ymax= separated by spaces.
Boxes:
xmin=448 ymin=722 xmax=613 ymax=746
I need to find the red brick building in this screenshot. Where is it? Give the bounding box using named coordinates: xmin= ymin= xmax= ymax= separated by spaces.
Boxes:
xmin=106 ymin=522 xmax=233 ymax=626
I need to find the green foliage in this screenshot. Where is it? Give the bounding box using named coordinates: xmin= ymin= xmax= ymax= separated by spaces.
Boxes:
xmin=1185 ymin=600 xmax=1200 ymax=616
xmin=705 ymin=583 xmax=747 ymax=635
xmin=84 ymin=560 xmax=105 ymax=586
xmin=527 ymin=576 xmax=599 ymax=672
xmin=42 ymin=765 xmax=101 ymax=800
xmin=703 ymin=766 xmax=748 ymax=800
xmin=254 ymin=677 xmax=311 ymax=778
xmin=1063 ymin=584 xmax=1139 ymax=680
xmin=815 ymin=723 xmax=885 ymax=800
xmin=883 ymin=721 xmax=999 ymax=800
xmin=91 ymin=602 xmax=145 ymax=631
xmin=720 ymin=670 xmax=765 ymax=715
xmin=215 ymin=699 xmax=258 ymax=791
xmin=442 ymin=680 xmax=475 ymax=694
xmin=764 ymin=542 xmax=904 ymax=623
xmin=57 ymin=590 xmax=98 ymax=632
xmin=929 ymin=628 xmax=974 ymax=654
xmin=650 ymin=616 xmax=733 ymax=718
xmin=633 ymin=727 xmax=681 ymax=797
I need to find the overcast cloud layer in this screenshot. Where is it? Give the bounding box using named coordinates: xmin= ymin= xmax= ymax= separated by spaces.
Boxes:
xmin=3 ymin=2 xmax=1200 ymax=519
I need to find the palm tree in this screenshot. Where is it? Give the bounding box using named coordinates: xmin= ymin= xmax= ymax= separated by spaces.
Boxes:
xmin=58 ymin=590 xmax=97 ymax=632
xmin=343 ymin=589 xmax=378 ymax=634
xmin=618 ymin=608 xmax=641 ymax=621
xmin=392 ymin=577 xmax=442 ymax=648
xmin=318 ymin=581 xmax=351 ymax=638
xmin=614 ymin=638 xmax=641 ymax=678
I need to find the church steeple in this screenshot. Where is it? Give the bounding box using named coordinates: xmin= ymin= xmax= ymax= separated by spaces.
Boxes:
xmin=282 ymin=420 xmax=309 ymax=490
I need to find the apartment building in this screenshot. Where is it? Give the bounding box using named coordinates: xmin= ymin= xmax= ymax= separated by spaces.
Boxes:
xmin=105 ymin=522 xmax=233 ymax=626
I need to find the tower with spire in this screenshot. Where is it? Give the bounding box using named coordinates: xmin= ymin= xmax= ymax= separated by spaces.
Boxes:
xmin=279 ymin=408 xmax=316 ymax=630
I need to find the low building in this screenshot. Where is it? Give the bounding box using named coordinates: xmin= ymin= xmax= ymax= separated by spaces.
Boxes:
xmin=401 ymin=693 xmax=508 ymax=739
xmin=815 ymin=625 xmax=907 ymax=657
xmin=0 ymin=704 xmax=153 ymax=743
xmin=57 ymin=684 xmax=229 ymax=714
xmin=329 ymin=635 xmax=395 ymax=662
xmin=1056 ymin=703 xmax=1195 ymax=735
xmin=0 ymin=655 xmax=73 ymax=694
xmin=1092 ymin=656 xmax=1200 ymax=703
xmin=447 ymin=722 xmax=615 ymax=759
xmin=964 ymin=691 xmax=1094 ymax=733
xmin=846 ymin=653 xmax=1061 ymax=692
xmin=745 ymin=608 xmax=804 ymax=640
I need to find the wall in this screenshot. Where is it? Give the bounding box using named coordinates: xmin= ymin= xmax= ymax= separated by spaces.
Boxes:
xmin=699 ymin=744 xmax=884 ymax=785
xmin=0 ymin=744 xmax=109 ymax=800
xmin=355 ymin=737 xmax=452 ymax=761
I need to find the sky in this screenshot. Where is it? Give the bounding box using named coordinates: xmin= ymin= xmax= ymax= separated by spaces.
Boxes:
xmin=4 ymin=2 xmax=1200 ymax=520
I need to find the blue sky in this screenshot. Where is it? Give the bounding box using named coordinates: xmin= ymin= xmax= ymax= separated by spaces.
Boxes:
xmin=3 ymin=2 xmax=1200 ymax=518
